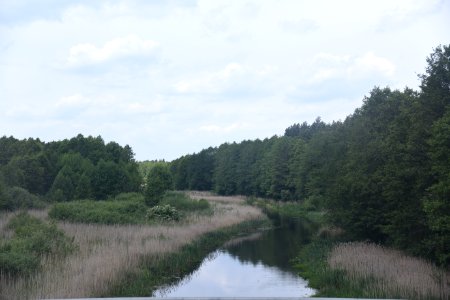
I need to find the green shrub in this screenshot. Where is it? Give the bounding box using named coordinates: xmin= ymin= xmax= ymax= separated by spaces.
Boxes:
xmin=161 ymin=192 xmax=211 ymax=212
xmin=0 ymin=212 xmax=76 ymax=276
xmin=114 ymin=192 xmax=144 ymax=202
xmin=49 ymin=199 xmax=148 ymax=224
xmin=147 ymin=205 xmax=180 ymax=221
xmin=0 ymin=187 xmax=46 ymax=211
xmin=144 ymin=164 xmax=172 ymax=206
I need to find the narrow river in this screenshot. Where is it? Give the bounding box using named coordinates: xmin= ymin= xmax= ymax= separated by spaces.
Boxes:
xmin=153 ymin=217 xmax=317 ymax=297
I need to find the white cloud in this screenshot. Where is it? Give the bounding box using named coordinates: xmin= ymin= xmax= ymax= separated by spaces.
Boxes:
xmin=199 ymin=122 xmax=250 ymax=134
xmin=308 ymin=52 xmax=396 ymax=84
xmin=56 ymin=94 xmax=91 ymax=107
xmin=174 ymin=63 xmax=246 ymax=93
xmin=350 ymin=52 xmax=396 ymax=77
xmin=174 ymin=63 xmax=278 ymax=95
xmin=66 ymin=34 xmax=159 ymax=67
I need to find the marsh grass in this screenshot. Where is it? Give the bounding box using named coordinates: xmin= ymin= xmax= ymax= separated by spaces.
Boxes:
xmin=0 ymin=193 xmax=264 ymax=299
xmin=328 ymin=242 xmax=449 ymax=300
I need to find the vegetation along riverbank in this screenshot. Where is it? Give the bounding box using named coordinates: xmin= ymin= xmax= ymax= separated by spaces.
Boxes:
xmin=0 ymin=192 xmax=265 ymax=299
xmin=246 ymin=196 xmax=449 ymax=299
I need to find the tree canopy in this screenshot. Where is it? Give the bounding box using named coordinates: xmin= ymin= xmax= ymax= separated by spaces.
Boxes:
xmin=0 ymin=134 xmax=141 ymax=204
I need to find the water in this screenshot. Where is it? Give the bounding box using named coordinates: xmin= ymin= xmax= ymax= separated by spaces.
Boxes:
xmin=154 ymin=217 xmax=316 ymax=297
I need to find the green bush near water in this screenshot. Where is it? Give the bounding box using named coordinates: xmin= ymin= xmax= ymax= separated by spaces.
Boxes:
xmin=49 ymin=198 xmax=148 ymax=225
xmin=0 ymin=212 xmax=76 ymax=276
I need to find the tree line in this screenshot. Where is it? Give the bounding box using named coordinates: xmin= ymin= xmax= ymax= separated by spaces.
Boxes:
xmin=170 ymin=45 xmax=450 ymax=267
xmin=0 ymin=134 xmax=141 ymax=208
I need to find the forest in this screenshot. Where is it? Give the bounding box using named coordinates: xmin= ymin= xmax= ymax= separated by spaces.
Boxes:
xmin=0 ymin=134 xmax=141 ymax=207
xmin=170 ymin=45 xmax=450 ymax=267
xmin=0 ymin=45 xmax=448 ymax=270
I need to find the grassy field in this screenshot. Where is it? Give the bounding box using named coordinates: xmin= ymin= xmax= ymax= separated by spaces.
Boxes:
xmin=0 ymin=192 xmax=265 ymax=300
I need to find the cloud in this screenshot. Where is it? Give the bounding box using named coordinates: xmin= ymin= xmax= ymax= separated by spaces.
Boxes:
xmin=279 ymin=19 xmax=318 ymax=34
xmin=66 ymin=34 xmax=159 ymax=67
xmin=174 ymin=63 xmax=245 ymax=93
xmin=309 ymin=52 xmax=396 ymax=84
xmin=173 ymin=63 xmax=277 ymax=96
xmin=199 ymin=122 xmax=250 ymax=134
xmin=350 ymin=52 xmax=396 ymax=77
xmin=56 ymin=94 xmax=91 ymax=107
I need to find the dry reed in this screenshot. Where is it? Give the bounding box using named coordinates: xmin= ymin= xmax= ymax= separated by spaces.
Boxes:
xmin=328 ymin=241 xmax=449 ymax=299
xmin=0 ymin=194 xmax=264 ymax=300
xmin=0 ymin=211 xmax=17 ymax=239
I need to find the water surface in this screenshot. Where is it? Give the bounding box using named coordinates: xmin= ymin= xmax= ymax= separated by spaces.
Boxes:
xmin=154 ymin=217 xmax=316 ymax=297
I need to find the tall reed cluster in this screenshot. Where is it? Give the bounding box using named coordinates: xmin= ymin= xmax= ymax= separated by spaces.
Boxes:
xmin=0 ymin=194 xmax=263 ymax=300
xmin=328 ymin=242 xmax=449 ymax=299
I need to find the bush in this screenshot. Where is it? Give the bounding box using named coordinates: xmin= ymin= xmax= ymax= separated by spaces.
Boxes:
xmin=161 ymin=192 xmax=211 ymax=212
xmin=49 ymin=199 xmax=148 ymax=225
xmin=0 ymin=212 xmax=76 ymax=276
xmin=113 ymin=192 xmax=144 ymax=202
xmin=147 ymin=205 xmax=180 ymax=221
xmin=0 ymin=186 xmax=46 ymax=211
xmin=144 ymin=165 xmax=172 ymax=206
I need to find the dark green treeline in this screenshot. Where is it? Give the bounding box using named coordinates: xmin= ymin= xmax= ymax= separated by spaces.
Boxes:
xmin=0 ymin=134 xmax=141 ymax=207
xmin=170 ymin=45 xmax=450 ymax=267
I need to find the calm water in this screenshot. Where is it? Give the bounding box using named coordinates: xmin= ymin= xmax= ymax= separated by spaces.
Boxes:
xmin=153 ymin=217 xmax=317 ymax=297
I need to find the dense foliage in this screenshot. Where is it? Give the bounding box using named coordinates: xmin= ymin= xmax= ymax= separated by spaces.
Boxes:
xmin=48 ymin=192 xmax=211 ymax=225
xmin=170 ymin=45 xmax=450 ymax=266
xmin=0 ymin=212 xmax=76 ymax=276
xmin=144 ymin=164 xmax=173 ymax=206
xmin=48 ymin=193 xmax=148 ymax=225
xmin=0 ymin=134 xmax=141 ymax=205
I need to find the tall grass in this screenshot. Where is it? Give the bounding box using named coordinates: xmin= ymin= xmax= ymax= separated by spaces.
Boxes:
xmin=0 ymin=193 xmax=264 ymax=299
xmin=328 ymin=242 xmax=449 ymax=300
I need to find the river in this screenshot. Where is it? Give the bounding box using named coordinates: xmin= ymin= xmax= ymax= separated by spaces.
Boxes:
xmin=153 ymin=216 xmax=317 ymax=297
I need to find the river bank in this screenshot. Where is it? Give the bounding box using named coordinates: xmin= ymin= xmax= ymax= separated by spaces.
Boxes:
xmin=0 ymin=192 xmax=265 ymax=299
xmin=245 ymin=196 xmax=449 ymax=299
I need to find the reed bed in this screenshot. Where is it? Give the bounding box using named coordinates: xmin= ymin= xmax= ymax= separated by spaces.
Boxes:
xmin=328 ymin=242 xmax=449 ymax=299
xmin=0 ymin=211 xmax=17 ymax=239
xmin=0 ymin=196 xmax=264 ymax=300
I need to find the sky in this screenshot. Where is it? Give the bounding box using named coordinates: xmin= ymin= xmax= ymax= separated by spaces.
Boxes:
xmin=1 ymin=0 xmax=449 ymax=161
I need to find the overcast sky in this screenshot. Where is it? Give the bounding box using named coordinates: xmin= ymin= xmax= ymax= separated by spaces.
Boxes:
xmin=1 ymin=0 xmax=449 ymax=161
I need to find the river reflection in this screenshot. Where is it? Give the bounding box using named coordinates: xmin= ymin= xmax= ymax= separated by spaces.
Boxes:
xmin=153 ymin=217 xmax=316 ymax=297
xmin=154 ymin=249 xmax=315 ymax=297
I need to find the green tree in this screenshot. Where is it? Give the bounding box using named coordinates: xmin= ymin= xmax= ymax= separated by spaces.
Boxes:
xmin=423 ymin=108 xmax=450 ymax=266
xmin=144 ymin=164 xmax=172 ymax=206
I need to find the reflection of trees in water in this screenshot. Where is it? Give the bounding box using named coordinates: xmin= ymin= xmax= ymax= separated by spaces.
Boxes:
xmin=226 ymin=217 xmax=316 ymax=271
xmin=152 ymin=250 xmax=224 ymax=297
xmin=154 ymin=217 xmax=317 ymax=296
